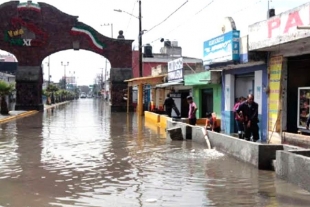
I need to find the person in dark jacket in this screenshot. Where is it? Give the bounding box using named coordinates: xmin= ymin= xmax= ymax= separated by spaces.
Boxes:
xmin=236 ymin=94 xmax=259 ymax=142
xmin=163 ymin=94 xmax=175 ymax=117
xmin=306 ymin=116 xmax=310 ymax=130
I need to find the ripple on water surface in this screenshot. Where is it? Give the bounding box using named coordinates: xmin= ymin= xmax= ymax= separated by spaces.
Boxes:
xmin=0 ymin=100 xmax=309 ymax=207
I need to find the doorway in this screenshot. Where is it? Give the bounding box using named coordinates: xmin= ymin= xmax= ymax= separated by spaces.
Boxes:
xmin=235 ymin=73 xmax=255 ymax=99
xmin=180 ymin=91 xmax=190 ymax=117
xmin=201 ymin=88 xmax=213 ymax=118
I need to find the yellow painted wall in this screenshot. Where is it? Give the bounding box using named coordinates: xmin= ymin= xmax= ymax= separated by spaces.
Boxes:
xmin=159 ymin=115 xmax=169 ymax=129
xmin=144 ymin=111 xmax=160 ymax=124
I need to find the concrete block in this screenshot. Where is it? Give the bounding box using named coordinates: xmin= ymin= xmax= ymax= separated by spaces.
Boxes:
xmin=166 ymin=119 xmax=283 ymax=170
xmin=145 ymin=111 xmax=160 ymax=124
xmin=159 ymin=115 xmax=169 ymax=129
xmin=275 ymin=150 xmax=310 ymax=192
xmin=207 ymin=131 xmax=283 ymax=170
xmin=167 ymin=127 xmax=183 ymax=140
xmin=283 ymin=132 xmax=310 ymax=148
xmin=185 ymin=125 xmax=192 ymax=139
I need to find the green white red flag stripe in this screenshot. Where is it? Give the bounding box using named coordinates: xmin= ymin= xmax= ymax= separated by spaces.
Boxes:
xmin=71 ymin=27 xmax=105 ymax=51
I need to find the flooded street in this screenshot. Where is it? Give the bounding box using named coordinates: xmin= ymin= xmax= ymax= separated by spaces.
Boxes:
xmin=0 ymin=99 xmax=309 ymax=207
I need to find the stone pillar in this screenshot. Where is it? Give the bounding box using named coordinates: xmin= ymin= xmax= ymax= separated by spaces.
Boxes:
xmin=110 ymin=68 xmax=133 ymax=112
xmin=15 ymin=66 xmax=44 ymax=111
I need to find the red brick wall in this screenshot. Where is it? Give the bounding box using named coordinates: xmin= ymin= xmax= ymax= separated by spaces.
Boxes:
xmin=132 ymin=51 xmax=167 ymax=78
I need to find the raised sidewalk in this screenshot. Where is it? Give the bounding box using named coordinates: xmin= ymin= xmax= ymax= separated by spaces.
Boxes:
xmin=0 ymin=101 xmax=70 ymax=124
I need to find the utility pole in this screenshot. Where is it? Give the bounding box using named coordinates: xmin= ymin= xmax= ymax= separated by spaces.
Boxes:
xmin=61 ymin=61 xmax=69 ymax=90
xmin=139 ymin=0 xmax=142 ymax=77
xmin=105 ymin=61 xmax=108 ymax=100
xmin=48 ymin=56 xmax=50 ymax=86
xmin=267 ymin=0 xmax=271 ymax=19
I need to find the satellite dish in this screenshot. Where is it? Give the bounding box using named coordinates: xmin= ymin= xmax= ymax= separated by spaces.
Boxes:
xmin=221 ymin=17 xmax=237 ymax=33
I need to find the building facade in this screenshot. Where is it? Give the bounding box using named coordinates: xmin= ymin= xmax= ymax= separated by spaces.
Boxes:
xmin=221 ymin=35 xmax=268 ymax=141
xmin=248 ymin=2 xmax=310 ymax=142
xmin=152 ymin=57 xmax=203 ymax=117
xmin=131 ymin=41 xmax=203 ymax=115
xmin=184 ymin=71 xmax=221 ymax=119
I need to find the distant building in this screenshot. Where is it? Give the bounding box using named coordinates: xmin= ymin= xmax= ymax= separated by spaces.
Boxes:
xmin=130 ymin=40 xmax=204 ymax=114
xmin=0 ymin=54 xmax=18 ymax=75
xmin=0 ymin=72 xmax=15 ymax=83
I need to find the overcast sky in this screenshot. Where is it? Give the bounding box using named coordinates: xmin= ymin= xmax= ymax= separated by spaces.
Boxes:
xmin=0 ymin=0 xmax=309 ymax=85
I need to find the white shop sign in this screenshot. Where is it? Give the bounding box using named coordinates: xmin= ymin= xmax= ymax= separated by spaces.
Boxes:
xmin=249 ymin=2 xmax=310 ymax=50
xmin=167 ymin=58 xmax=183 ymax=82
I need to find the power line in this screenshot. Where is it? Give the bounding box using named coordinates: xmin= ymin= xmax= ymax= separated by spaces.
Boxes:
xmin=149 ymin=0 xmax=215 ymax=43
xmin=145 ymin=0 xmax=189 ymax=34
xmin=229 ymin=0 xmax=262 ymax=16
xmin=149 ymin=0 xmax=263 ymax=44
xmin=125 ymin=0 xmax=138 ymax=35
xmin=193 ymin=0 xmax=215 ymax=16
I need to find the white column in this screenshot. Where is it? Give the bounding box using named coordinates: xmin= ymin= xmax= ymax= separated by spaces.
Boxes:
xmin=254 ymin=70 xmax=263 ymax=114
xmin=224 ymin=74 xmax=235 ymax=111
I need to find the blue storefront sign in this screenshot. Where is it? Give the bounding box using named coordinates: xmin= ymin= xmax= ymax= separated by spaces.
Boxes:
xmin=203 ymin=30 xmax=240 ymax=66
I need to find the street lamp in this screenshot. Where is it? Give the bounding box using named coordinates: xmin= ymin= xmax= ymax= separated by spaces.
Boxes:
xmin=113 ymin=9 xmax=139 ymax=19
xmin=114 ymin=1 xmax=143 ymax=77
xmin=101 ymin=23 xmax=113 ymax=38
xmin=61 ymin=61 xmax=69 ymax=89
xmin=45 ymin=56 xmax=51 ymax=86
xmin=99 ymin=67 xmax=104 ymax=91
xmin=101 ymin=23 xmax=114 ymax=100
xmin=68 ymin=70 xmax=75 ymax=90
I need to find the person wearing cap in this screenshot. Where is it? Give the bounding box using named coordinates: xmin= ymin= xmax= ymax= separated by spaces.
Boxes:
xmin=186 ymin=96 xmax=197 ymax=125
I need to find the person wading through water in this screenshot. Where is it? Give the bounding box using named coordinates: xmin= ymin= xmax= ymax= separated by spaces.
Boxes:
xmin=187 ymin=96 xmax=197 ymax=125
xmin=163 ymin=94 xmax=175 ymax=117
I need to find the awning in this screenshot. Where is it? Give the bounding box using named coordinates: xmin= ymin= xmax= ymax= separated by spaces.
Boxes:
xmin=209 ymin=61 xmax=265 ymax=71
xmin=124 ymin=74 xmax=166 ymax=86
xmin=155 ymin=80 xmax=184 ymax=88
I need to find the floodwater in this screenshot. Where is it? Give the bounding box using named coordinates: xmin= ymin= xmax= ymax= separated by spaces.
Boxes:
xmin=0 ymin=99 xmax=309 ymax=207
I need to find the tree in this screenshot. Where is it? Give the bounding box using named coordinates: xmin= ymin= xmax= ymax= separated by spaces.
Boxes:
xmin=0 ymin=81 xmax=14 ymax=115
xmin=45 ymin=84 xmax=59 ymax=104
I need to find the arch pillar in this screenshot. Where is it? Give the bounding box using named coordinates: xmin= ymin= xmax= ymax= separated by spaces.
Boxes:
xmin=110 ymin=68 xmax=133 ymax=112
xmin=15 ymin=66 xmax=44 ymax=111
xmin=0 ymin=1 xmax=133 ymax=112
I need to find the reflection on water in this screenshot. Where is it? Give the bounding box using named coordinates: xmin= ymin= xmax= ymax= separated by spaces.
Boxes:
xmin=0 ymin=99 xmax=309 ymax=206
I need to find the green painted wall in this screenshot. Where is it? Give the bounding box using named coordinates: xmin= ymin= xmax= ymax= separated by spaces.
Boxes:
xmin=192 ymin=84 xmax=222 ymax=119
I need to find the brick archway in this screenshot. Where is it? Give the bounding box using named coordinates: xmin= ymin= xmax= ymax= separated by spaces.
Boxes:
xmin=0 ymin=1 xmax=133 ymax=111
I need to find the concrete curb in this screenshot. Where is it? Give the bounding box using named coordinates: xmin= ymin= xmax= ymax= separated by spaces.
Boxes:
xmin=0 ymin=101 xmax=71 ymax=124
xmin=166 ymin=119 xmax=283 ymax=170
xmin=275 ymin=150 xmax=310 ymax=192
xmin=0 ymin=110 xmax=39 ymax=124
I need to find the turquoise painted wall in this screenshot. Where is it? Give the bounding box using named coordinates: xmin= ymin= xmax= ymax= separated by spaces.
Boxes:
xmin=193 ymin=84 xmax=222 ymax=119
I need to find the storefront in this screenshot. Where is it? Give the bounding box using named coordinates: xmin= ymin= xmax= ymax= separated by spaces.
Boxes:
xmin=184 ymin=71 xmax=221 ymax=119
xmin=248 ymin=2 xmax=310 ymax=142
xmin=286 ymin=55 xmax=310 ymax=133
xmin=221 ymin=35 xmax=268 ymax=141
xmin=124 ymin=75 xmax=166 ymax=115
xmin=154 ymin=83 xmax=191 ymax=117
xmin=222 ymin=63 xmax=268 ymax=140
xmin=203 ymin=23 xmax=243 ymax=130
xmin=154 ymin=57 xmax=191 ymax=117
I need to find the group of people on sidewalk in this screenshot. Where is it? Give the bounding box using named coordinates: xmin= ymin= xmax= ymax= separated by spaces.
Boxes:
xmin=233 ymin=94 xmax=259 ymax=142
xmin=164 ymin=92 xmax=260 ymax=142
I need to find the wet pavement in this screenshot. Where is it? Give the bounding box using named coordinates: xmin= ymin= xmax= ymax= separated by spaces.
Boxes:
xmin=0 ymin=99 xmax=309 ymax=207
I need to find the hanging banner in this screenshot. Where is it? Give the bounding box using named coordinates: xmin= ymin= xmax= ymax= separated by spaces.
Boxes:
xmin=268 ymin=56 xmax=283 ymax=131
